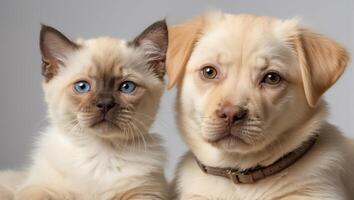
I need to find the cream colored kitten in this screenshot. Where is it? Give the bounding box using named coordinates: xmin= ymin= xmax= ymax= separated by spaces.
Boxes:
xmin=2 ymin=20 xmax=169 ymax=200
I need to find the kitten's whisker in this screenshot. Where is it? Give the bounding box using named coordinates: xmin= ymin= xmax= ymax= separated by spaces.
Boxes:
xmin=129 ymin=118 xmax=153 ymax=141
xmin=62 ymin=118 xmax=80 ymax=131
xmin=133 ymin=111 xmax=172 ymax=129
xmin=130 ymin=122 xmax=148 ymax=152
xmin=120 ymin=125 xmax=129 ymax=150
xmin=127 ymin=122 xmax=138 ymax=152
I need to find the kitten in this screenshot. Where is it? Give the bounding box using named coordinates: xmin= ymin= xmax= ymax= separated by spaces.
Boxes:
xmin=11 ymin=20 xmax=168 ymax=200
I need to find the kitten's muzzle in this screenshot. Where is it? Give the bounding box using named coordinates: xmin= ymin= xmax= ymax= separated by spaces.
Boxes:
xmin=96 ymin=97 xmax=116 ymax=113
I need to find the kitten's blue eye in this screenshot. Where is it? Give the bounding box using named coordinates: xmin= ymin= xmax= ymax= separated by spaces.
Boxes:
xmin=119 ymin=81 xmax=136 ymax=93
xmin=74 ymin=81 xmax=91 ymax=93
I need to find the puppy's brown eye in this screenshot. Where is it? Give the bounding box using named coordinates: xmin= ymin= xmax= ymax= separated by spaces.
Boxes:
xmin=262 ymin=72 xmax=282 ymax=85
xmin=202 ymin=66 xmax=218 ymax=79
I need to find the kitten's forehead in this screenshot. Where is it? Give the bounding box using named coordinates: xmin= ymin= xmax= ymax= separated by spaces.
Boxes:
xmin=81 ymin=37 xmax=147 ymax=78
xmin=53 ymin=36 xmax=160 ymax=91
xmin=84 ymin=37 xmax=124 ymax=77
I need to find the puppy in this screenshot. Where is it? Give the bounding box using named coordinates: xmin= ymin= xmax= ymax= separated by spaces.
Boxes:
xmin=167 ymin=12 xmax=354 ymax=200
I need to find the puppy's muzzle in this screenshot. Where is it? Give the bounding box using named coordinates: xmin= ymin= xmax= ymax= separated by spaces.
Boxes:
xmin=216 ymin=105 xmax=248 ymax=125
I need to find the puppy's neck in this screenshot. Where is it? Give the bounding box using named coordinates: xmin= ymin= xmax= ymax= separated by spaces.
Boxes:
xmin=190 ymin=104 xmax=327 ymax=170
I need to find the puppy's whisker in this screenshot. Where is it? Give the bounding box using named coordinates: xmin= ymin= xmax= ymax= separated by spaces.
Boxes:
xmin=244 ymin=121 xmax=264 ymax=125
xmin=201 ymin=121 xmax=226 ymax=127
xmin=241 ymin=127 xmax=263 ymax=133
xmin=202 ymin=125 xmax=226 ymax=130
xmin=203 ymin=129 xmax=227 ymax=135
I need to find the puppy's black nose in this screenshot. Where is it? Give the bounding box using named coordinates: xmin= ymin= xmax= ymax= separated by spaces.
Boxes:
xmin=216 ymin=105 xmax=248 ymax=124
xmin=96 ymin=97 xmax=115 ymax=113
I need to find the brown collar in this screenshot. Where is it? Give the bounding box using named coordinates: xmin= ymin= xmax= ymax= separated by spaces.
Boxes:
xmin=195 ymin=135 xmax=318 ymax=184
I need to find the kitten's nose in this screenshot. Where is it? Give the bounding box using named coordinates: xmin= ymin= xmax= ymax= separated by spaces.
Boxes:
xmin=96 ymin=97 xmax=115 ymax=113
xmin=216 ymin=105 xmax=248 ymax=124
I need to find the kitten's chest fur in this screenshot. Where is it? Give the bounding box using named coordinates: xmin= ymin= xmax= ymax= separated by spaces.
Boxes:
xmin=34 ymin=127 xmax=165 ymax=198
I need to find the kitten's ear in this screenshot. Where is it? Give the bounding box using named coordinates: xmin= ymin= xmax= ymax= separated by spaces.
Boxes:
xmin=292 ymin=27 xmax=349 ymax=107
xmin=131 ymin=20 xmax=168 ymax=79
xmin=40 ymin=25 xmax=79 ymax=82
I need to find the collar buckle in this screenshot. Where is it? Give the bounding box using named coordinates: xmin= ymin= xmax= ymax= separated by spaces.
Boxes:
xmin=227 ymin=169 xmax=242 ymax=184
xmin=227 ymin=169 xmax=255 ymax=184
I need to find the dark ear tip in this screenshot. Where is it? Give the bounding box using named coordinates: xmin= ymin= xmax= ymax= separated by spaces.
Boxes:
xmin=39 ymin=24 xmax=78 ymax=48
xmin=40 ymin=24 xmax=55 ymax=50
xmin=40 ymin=23 xmax=49 ymax=29
xmin=40 ymin=24 xmax=58 ymax=36
xmin=40 ymin=24 xmax=55 ymax=43
xmin=155 ymin=19 xmax=167 ymax=25
xmin=151 ymin=19 xmax=168 ymax=32
xmin=131 ymin=18 xmax=169 ymax=49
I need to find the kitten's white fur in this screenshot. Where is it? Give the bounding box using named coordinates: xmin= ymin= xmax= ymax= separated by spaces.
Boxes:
xmin=18 ymin=127 xmax=166 ymax=200
xmin=1 ymin=22 xmax=169 ymax=200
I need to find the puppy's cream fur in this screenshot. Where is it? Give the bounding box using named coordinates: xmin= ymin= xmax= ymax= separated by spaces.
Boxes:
xmin=167 ymin=12 xmax=354 ymax=200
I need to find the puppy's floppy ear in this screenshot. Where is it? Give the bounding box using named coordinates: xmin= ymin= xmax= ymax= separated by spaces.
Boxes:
xmin=166 ymin=17 xmax=205 ymax=89
xmin=293 ymin=27 xmax=349 ymax=107
xmin=132 ymin=20 xmax=168 ymax=80
xmin=40 ymin=25 xmax=79 ymax=82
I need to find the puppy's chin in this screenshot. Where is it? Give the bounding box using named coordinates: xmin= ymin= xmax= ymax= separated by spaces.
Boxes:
xmin=205 ymin=133 xmax=253 ymax=153
xmin=202 ymin=125 xmax=266 ymax=153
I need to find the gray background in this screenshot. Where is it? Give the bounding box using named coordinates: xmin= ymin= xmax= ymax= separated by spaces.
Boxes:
xmin=0 ymin=0 xmax=353 ymax=178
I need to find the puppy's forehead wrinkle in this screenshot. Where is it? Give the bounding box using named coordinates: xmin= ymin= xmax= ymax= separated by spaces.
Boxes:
xmin=198 ymin=17 xmax=294 ymax=78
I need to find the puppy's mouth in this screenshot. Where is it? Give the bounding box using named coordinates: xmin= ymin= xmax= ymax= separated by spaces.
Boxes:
xmin=207 ymin=129 xmax=248 ymax=146
xmin=203 ymin=121 xmax=263 ymax=149
xmin=201 ymin=115 xmax=265 ymax=150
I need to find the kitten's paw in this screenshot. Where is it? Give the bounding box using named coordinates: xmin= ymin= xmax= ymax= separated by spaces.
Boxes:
xmin=0 ymin=186 xmax=13 ymax=200
xmin=15 ymin=188 xmax=52 ymax=200
xmin=110 ymin=183 xmax=169 ymax=200
xmin=112 ymin=189 xmax=167 ymax=200
xmin=181 ymin=195 xmax=210 ymax=200
xmin=15 ymin=186 xmax=71 ymax=200
xmin=111 ymin=194 xmax=166 ymax=200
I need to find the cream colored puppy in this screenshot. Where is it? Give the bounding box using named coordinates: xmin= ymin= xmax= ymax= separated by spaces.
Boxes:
xmin=167 ymin=12 xmax=354 ymax=200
